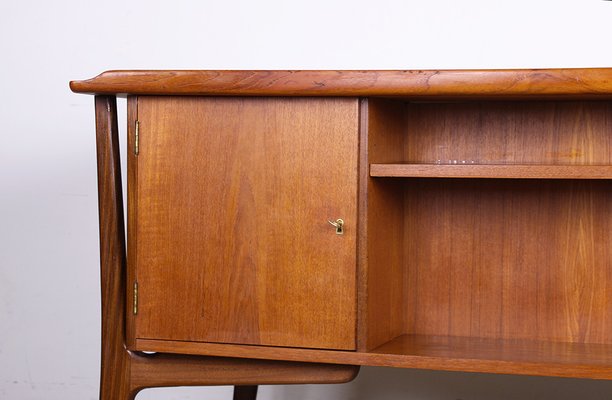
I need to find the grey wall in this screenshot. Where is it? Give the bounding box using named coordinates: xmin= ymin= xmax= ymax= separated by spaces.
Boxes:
xmin=1 ymin=0 xmax=612 ymax=399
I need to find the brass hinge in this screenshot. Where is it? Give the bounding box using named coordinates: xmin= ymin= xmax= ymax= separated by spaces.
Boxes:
xmin=134 ymin=120 xmax=140 ymax=155
xmin=133 ymin=281 xmax=138 ymax=315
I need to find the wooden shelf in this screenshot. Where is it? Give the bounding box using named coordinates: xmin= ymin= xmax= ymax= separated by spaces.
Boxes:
xmin=368 ymin=335 xmax=612 ymax=379
xmin=370 ymin=164 xmax=612 ymax=179
xmin=136 ymin=334 xmax=612 ymax=380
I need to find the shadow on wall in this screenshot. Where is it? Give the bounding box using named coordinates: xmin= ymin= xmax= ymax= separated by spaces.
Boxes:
xmin=263 ymin=367 xmax=612 ymax=400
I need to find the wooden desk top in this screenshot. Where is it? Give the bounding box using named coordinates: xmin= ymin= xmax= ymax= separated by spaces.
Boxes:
xmin=70 ymin=68 xmax=612 ymax=99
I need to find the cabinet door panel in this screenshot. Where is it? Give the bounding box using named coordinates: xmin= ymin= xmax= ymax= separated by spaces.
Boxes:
xmin=133 ymin=97 xmax=358 ymax=350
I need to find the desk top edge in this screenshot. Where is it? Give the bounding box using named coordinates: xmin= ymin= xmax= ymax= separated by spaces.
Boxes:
xmin=69 ymin=68 xmax=612 ymax=98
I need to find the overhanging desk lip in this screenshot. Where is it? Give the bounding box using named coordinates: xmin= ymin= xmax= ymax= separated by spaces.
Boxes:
xmin=70 ymin=68 xmax=612 ymax=99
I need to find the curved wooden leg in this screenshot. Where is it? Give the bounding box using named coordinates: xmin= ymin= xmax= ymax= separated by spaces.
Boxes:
xmin=233 ymin=385 xmax=258 ymax=400
xmin=95 ymin=95 xmax=140 ymax=400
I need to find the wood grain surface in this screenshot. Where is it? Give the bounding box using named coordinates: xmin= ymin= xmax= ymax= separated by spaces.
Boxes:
xmin=129 ymin=354 xmax=359 ymax=391
xmin=358 ymin=99 xmax=406 ymax=351
xmin=92 ymin=95 xmax=361 ymax=400
xmin=370 ymin=164 xmax=612 ymax=179
xmin=70 ymin=69 xmax=612 ymax=98
xmin=365 ymin=100 xmax=612 ymax=346
xmin=136 ymin=336 xmax=612 ymax=380
xmin=133 ymin=96 xmax=359 ymax=350
xmin=94 ymin=95 xmax=134 ymax=400
xmin=403 ymin=179 xmax=612 ymax=344
xmin=125 ymin=95 xmax=138 ymax=349
xmin=403 ymin=101 xmax=612 ymax=165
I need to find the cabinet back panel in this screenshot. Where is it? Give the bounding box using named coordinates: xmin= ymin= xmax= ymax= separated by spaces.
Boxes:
xmin=404 ymin=179 xmax=612 ymax=344
xmin=405 ymin=101 xmax=612 ymax=165
xmin=134 ymin=97 xmax=358 ymax=350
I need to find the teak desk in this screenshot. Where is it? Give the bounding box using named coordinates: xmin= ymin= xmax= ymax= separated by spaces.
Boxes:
xmin=71 ymin=69 xmax=612 ymax=400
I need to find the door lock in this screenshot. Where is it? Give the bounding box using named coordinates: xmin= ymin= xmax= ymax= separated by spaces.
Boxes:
xmin=328 ymin=218 xmax=344 ymax=235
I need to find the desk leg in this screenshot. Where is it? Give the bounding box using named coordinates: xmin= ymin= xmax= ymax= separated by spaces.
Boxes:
xmin=95 ymin=95 xmax=138 ymax=400
xmin=233 ymin=385 xmax=258 ymax=400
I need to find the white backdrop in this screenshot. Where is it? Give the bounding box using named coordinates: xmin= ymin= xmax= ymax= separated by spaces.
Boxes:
xmin=2 ymin=0 xmax=612 ymax=399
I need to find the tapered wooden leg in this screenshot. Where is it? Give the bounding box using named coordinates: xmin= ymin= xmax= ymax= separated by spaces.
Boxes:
xmin=95 ymin=95 xmax=138 ymax=400
xmin=233 ymin=385 xmax=258 ymax=400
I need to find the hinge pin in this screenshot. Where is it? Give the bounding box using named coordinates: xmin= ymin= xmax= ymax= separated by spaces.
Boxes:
xmin=133 ymin=281 xmax=138 ymax=315
xmin=134 ymin=120 xmax=140 ymax=155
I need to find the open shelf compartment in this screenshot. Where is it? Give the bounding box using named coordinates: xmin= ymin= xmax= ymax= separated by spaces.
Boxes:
xmin=359 ymin=98 xmax=612 ymax=379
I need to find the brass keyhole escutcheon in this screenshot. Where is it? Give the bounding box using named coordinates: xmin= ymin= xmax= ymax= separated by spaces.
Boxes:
xmin=328 ymin=218 xmax=344 ymax=235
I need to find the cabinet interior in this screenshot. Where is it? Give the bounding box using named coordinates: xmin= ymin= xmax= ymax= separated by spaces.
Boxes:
xmin=362 ymin=98 xmax=612 ymax=367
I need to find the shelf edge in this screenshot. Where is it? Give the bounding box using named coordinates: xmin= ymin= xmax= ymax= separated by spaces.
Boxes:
xmin=370 ymin=164 xmax=612 ymax=179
